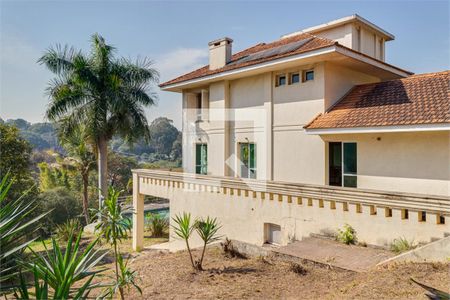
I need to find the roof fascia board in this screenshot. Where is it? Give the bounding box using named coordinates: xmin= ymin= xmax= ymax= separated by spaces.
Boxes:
xmin=335 ymin=46 xmax=412 ymax=77
xmin=161 ymin=46 xmax=336 ymax=91
xmin=305 ymin=123 xmax=450 ymax=135
xmin=161 ymin=45 xmax=411 ymax=91
xmin=282 ymin=14 xmax=394 ymax=40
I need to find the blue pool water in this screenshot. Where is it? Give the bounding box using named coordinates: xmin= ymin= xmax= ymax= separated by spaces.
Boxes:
xmin=145 ymin=207 xmax=169 ymax=219
xmin=123 ymin=207 xmax=169 ymax=223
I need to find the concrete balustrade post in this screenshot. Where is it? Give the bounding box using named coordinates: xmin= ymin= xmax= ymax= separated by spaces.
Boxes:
xmin=132 ymin=173 xmax=145 ymax=252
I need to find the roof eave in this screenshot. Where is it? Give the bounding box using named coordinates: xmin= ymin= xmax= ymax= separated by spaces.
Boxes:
xmin=160 ymin=45 xmax=412 ymax=92
xmin=304 ymin=123 xmax=450 ymax=135
xmin=160 ymin=45 xmax=337 ymax=92
xmin=282 ymin=14 xmax=395 ymax=41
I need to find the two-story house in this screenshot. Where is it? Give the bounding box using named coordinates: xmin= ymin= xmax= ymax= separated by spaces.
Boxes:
xmin=132 ymin=15 xmax=449 ymax=251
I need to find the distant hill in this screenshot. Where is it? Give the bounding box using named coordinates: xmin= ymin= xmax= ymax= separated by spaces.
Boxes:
xmin=2 ymin=118 xmax=61 ymax=151
xmin=1 ymin=117 xmax=182 ymax=163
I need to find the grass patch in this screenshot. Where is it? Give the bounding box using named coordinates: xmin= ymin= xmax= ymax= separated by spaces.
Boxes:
xmin=390 ymin=237 xmax=416 ymax=254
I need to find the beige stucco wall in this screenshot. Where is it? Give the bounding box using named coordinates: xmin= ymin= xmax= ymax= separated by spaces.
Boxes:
xmin=324 ymin=62 xmax=380 ymax=110
xmin=323 ymin=131 xmax=450 ymax=196
xmin=181 ymin=61 xmax=447 ymax=197
xmin=140 ymin=181 xmax=450 ymax=248
xmin=314 ymin=23 xmax=353 ymax=48
xmin=312 ymin=23 xmax=385 ymax=61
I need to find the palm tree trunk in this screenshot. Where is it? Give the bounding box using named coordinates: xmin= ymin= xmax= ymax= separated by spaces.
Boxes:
xmin=97 ymin=136 xmax=108 ymax=218
xmin=82 ymin=172 xmax=90 ymax=224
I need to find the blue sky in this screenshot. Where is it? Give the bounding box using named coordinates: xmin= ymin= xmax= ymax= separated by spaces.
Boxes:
xmin=1 ymin=0 xmax=448 ymax=128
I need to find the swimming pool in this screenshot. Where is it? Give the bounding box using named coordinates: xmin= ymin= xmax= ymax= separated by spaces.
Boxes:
xmin=145 ymin=207 xmax=169 ymax=219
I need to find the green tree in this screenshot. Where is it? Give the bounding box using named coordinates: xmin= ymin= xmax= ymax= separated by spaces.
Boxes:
xmin=39 ymin=34 xmax=158 ymax=208
xmin=0 ymin=123 xmax=36 ymax=201
xmin=38 ymin=162 xmax=71 ymax=191
xmin=36 ymin=187 xmax=82 ymax=236
xmin=149 ymin=117 xmax=179 ymax=156
xmin=108 ymin=152 xmax=137 ymax=194
xmin=170 ymin=132 xmax=182 ymax=161
xmin=58 ymin=124 xmax=96 ymax=224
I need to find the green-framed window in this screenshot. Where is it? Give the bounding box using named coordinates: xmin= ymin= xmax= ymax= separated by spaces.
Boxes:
xmin=239 ymin=143 xmax=256 ymax=179
xmin=329 ymin=142 xmax=357 ymax=188
xmin=195 ymin=144 xmax=207 ymax=175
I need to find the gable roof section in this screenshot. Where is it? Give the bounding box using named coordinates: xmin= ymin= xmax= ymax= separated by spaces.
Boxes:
xmin=159 ymin=33 xmax=336 ymax=87
xmin=304 ymin=71 xmax=450 ymax=131
xmin=160 ymin=32 xmax=412 ymax=89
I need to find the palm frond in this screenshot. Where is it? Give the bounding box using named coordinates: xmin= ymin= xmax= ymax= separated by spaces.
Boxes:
xmin=37 ymin=44 xmax=79 ymax=75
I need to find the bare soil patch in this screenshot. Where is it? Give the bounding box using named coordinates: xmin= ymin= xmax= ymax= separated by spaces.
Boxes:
xmin=118 ymin=247 xmax=449 ymax=299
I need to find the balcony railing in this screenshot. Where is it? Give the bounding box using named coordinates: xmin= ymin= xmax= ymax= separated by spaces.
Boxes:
xmin=134 ymin=169 xmax=450 ymax=214
xmin=131 ymin=169 xmax=450 ymax=251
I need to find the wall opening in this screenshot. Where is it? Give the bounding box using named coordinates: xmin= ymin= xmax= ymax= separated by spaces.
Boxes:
xmin=264 ymin=223 xmax=281 ymax=245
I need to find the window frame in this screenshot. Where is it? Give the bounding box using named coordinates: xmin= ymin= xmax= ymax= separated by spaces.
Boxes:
xmin=238 ymin=142 xmax=257 ymax=179
xmin=275 ymin=74 xmax=286 ymax=87
xmin=302 ymin=69 xmax=314 ymax=82
xmin=289 ymin=72 xmax=300 ymax=85
xmin=342 ymin=142 xmax=357 ymax=188
xmin=328 ymin=141 xmax=357 ymax=188
xmin=195 ymin=143 xmax=208 ymax=175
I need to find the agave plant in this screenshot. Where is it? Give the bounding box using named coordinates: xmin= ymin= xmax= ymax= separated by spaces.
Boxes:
xmin=15 ymin=233 xmax=108 ymax=299
xmin=54 ymin=218 xmax=83 ymax=242
xmin=0 ymin=173 xmax=47 ymax=293
xmin=146 ymin=212 xmax=169 ymax=237
xmin=94 ymin=187 xmax=140 ymax=299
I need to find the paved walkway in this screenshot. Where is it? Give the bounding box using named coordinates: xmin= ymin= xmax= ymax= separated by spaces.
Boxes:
xmin=273 ymin=237 xmax=394 ymax=272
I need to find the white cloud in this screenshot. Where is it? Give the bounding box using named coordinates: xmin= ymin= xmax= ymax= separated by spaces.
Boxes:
xmin=155 ymin=47 xmax=208 ymax=82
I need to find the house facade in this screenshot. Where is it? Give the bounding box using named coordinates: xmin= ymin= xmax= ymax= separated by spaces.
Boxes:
xmin=132 ymin=15 xmax=449 ymax=251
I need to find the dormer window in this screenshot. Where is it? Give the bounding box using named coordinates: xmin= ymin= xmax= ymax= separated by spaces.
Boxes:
xmin=276 ymin=74 xmax=286 ymax=87
xmin=303 ymin=70 xmax=314 ymax=82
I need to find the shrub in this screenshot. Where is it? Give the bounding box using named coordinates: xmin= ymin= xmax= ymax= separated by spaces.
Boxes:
xmin=54 ymin=219 xmax=83 ymax=242
xmin=36 ymin=188 xmax=82 ymax=236
xmin=289 ymin=262 xmax=308 ymax=275
xmin=146 ymin=213 xmax=169 ymax=237
xmin=390 ymin=237 xmax=416 ymax=254
xmin=336 ymin=224 xmax=357 ymax=245
xmin=221 ymin=238 xmax=246 ymax=259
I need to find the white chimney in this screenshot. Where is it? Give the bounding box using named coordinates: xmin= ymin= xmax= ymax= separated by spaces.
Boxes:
xmin=208 ymin=37 xmax=233 ymax=70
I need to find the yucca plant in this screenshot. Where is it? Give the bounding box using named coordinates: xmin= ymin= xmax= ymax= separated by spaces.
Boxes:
xmin=172 ymin=213 xmax=222 ymax=271
xmin=0 ymin=173 xmax=47 ymax=293
xmin=172 ymin=212 xmax=196 ymax=269
xmin=146 ymin=213 xmax=169 ymax=237
xmin=112 ymin=254 xmax=142 ymax=296
xmin=54 ymin=218 xmax=82 ymax=242
xmin=195 ymin=217 xmax=222 ymax=270
xmin=94 ymin=187 xmax=140 ymax=299
xmin=15 ymin=233 xmax=107 ymax=299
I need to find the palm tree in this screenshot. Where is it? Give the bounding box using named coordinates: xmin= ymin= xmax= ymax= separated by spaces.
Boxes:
xmin=58 ymin=123 xmax=96 ymax=224
xmin=39 ymin=34 xmax=158 ymax=211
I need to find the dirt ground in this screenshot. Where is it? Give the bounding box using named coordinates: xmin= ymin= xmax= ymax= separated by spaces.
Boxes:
xmin=113 ymin=247 xmax=450 ymax=300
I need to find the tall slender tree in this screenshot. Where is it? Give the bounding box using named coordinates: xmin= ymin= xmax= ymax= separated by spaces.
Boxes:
xmin=39 ymin=34 xmax=158 ymax=210
xmin=58 ymin=123 xmax=96 ymax=224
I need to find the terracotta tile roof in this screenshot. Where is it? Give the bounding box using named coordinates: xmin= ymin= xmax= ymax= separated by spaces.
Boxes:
xmin=159 ymin=33 xmax=336 ymax=87
xmin=305 ymin=71 xmax=450 ymax=129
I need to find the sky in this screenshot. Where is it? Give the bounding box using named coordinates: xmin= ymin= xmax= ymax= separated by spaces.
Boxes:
xmin=1 ymin=0 xmax=449 ymax=129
